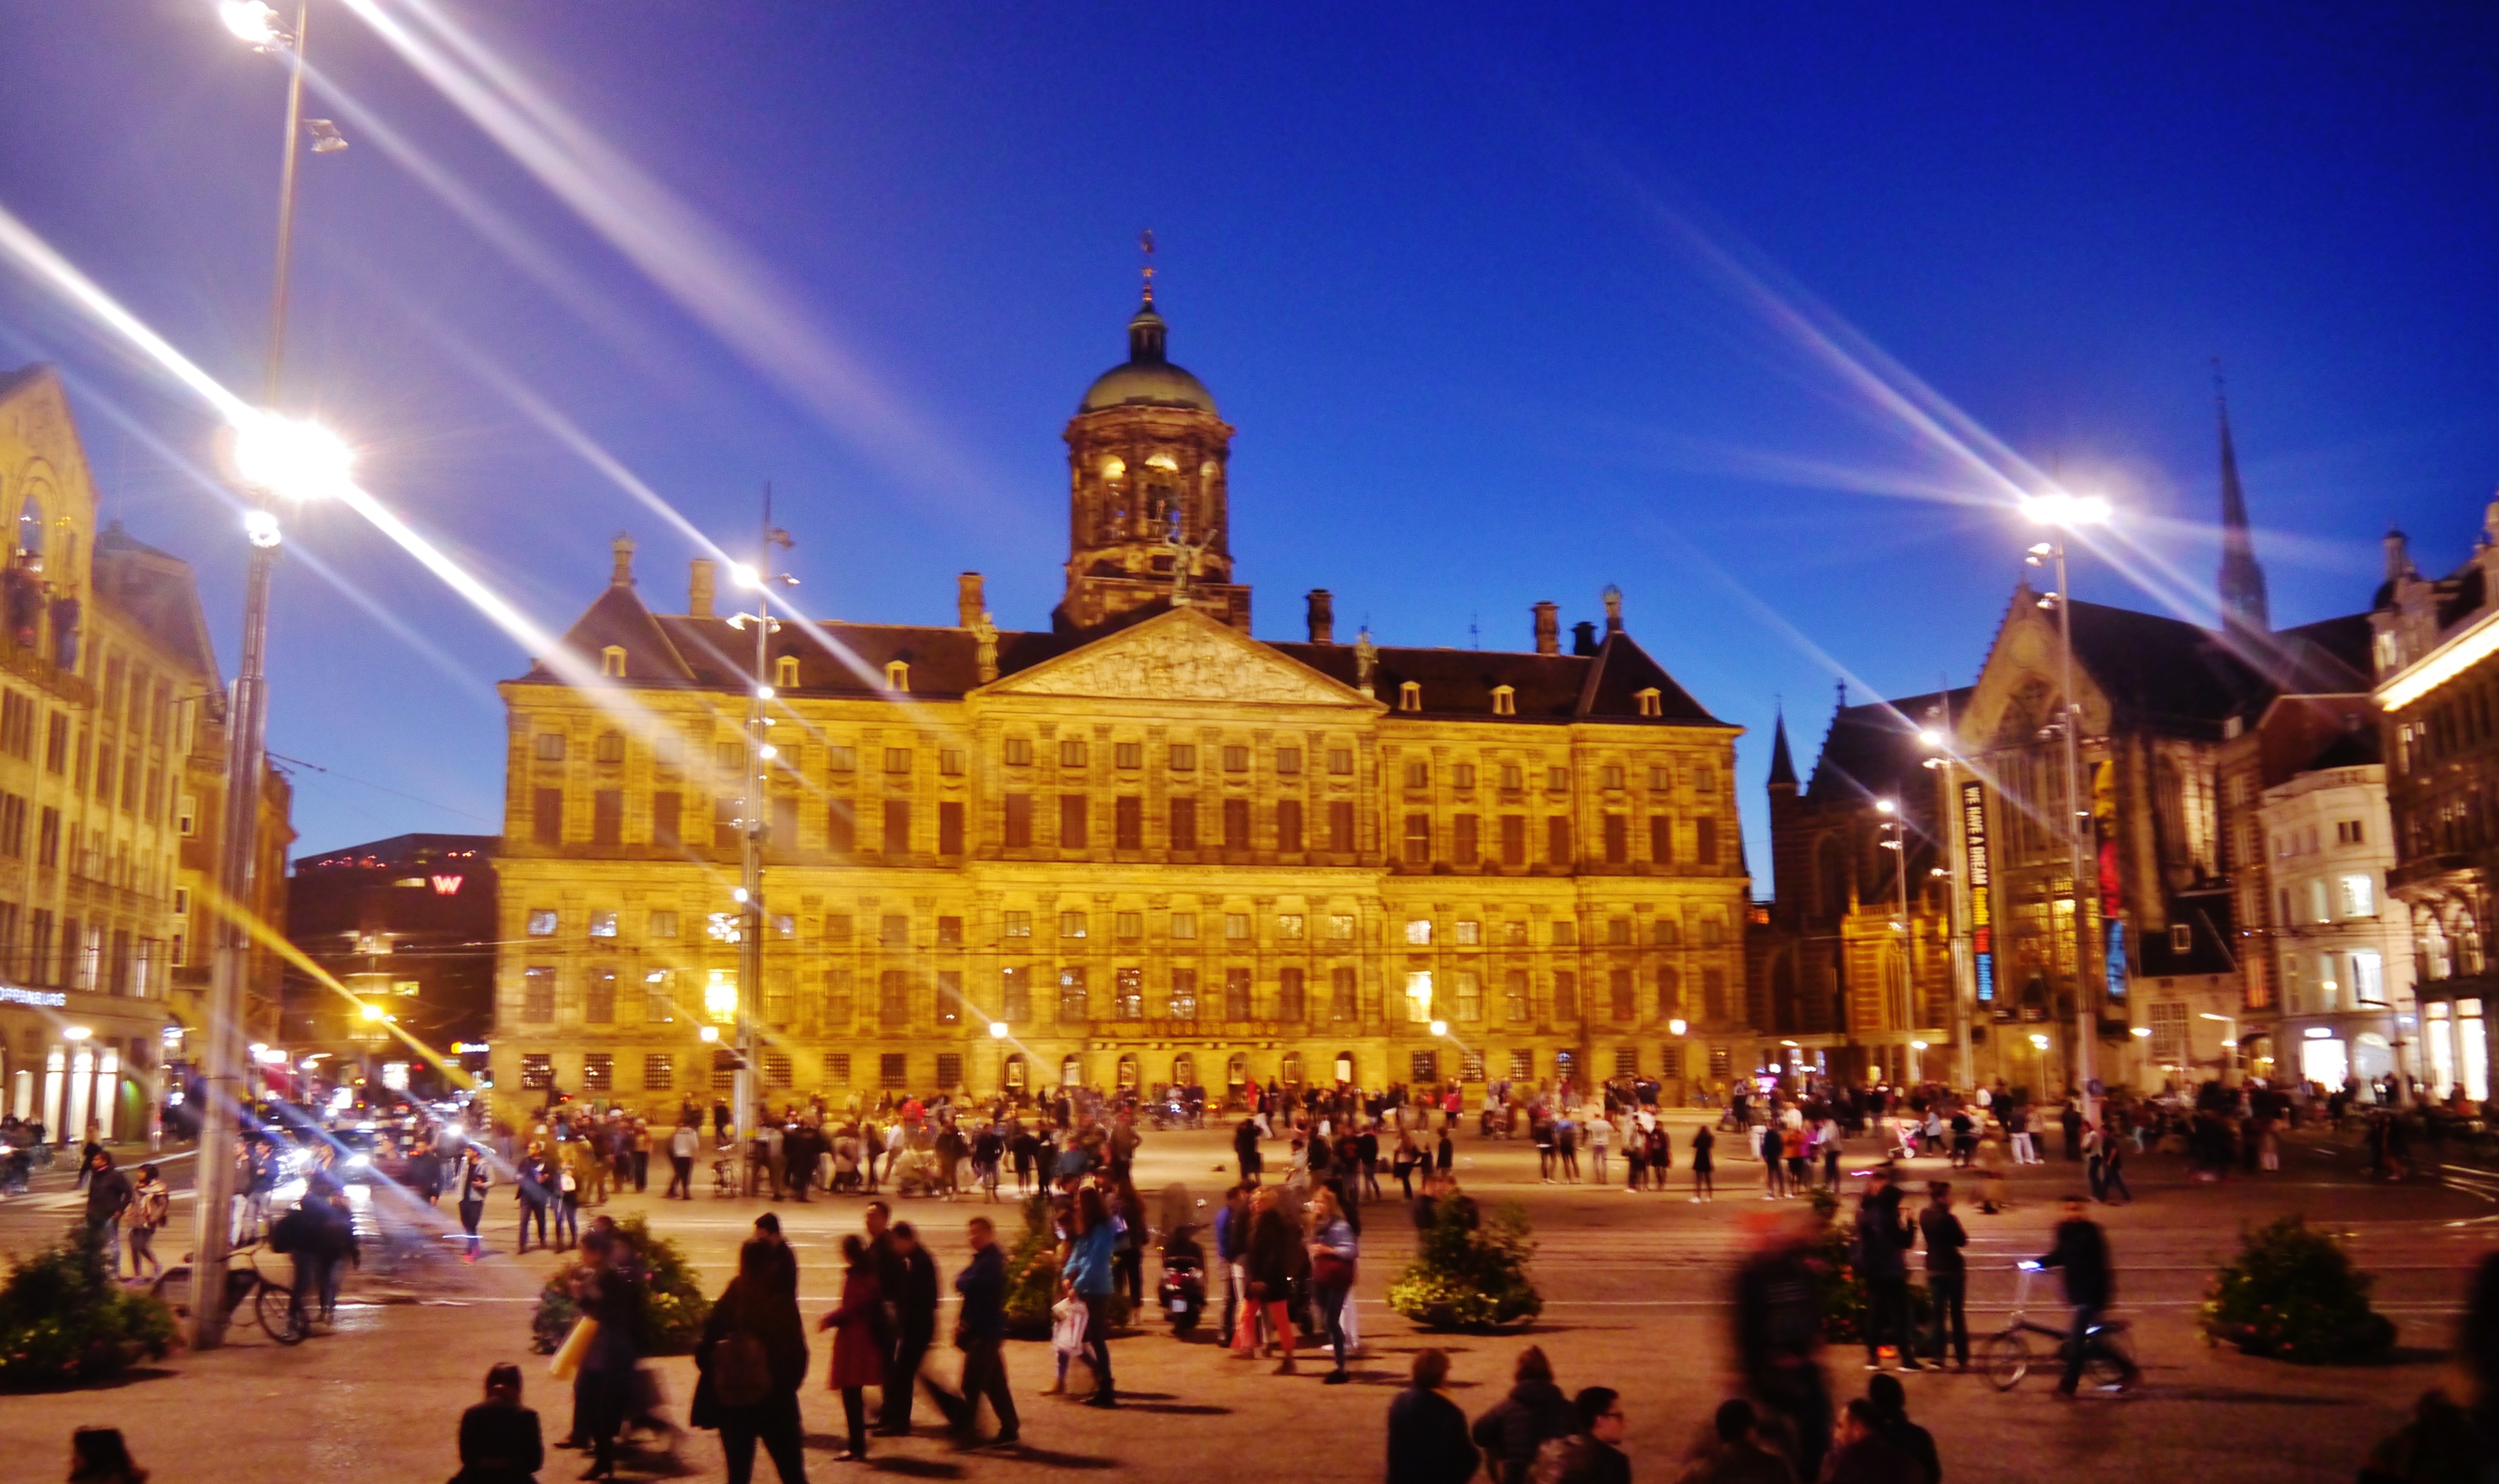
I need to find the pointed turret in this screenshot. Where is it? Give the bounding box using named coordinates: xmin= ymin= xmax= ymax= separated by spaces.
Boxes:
xmin=1767 ymin=707 xmax=1798 ymax=792
xmin=2217 ymin=388 xmax=2271 ymax=633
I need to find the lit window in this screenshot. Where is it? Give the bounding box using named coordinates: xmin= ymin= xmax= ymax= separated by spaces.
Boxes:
xmin=1116 ymin=911 xmax=1143 ymax=939
xmin=885 ymin=660 xmax=909 ymax=691
xmin=1003 ymin=911 xmax=1031 ymax=938
xmin=1060 ymin=911 xmax=1088 ymax=939
xmin=2170 ymin=922 xmax=2192 ymax=953
xmin=601 ymin=646 xmax=627 ymax=678
xmin=1405 ymin=919 xmax=1433 ymax=946
xmin=1225 ymin=912 xmax=1250 ymax=940
xmin=1276 ymin=913 xmax=1304 ymax=939
xmin=2338 ymin=874 xmax=2376 ymax=918
xmin=703 ymin=968 xmax=738 ymax=1024
xmin=775 ymin=655 xmax=799 ymax=689
xmin=1454 ymin=920 xmax=1480 ymax=945
xmin=1491 ymin=686 xmax=1515 ymax=717
xmin=526 ymin=908 xmax=557 ymax=937
xmin=1328 ymin=913 xmax=1356 ymax=940
xmin=588 ymin=910 xmax=619 ymax=939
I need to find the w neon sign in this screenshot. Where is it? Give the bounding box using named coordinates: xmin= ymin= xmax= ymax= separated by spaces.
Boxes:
xmin=430 ymin=875 xmax=464 ymax=895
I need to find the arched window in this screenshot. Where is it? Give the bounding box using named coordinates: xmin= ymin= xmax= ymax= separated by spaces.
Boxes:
xmin=1060 ymin=1053 xmax=1083 ymax=1088
xmin=1280 ymin=1051 xmax=1302 ymax=1086
xmin=1116 ymin=1053 xmax=1139 ymax=1090
xmin=14 ymin=494 xmax=42 ymax=567
xmin=601 ymin=646 xmax=627 ymax=678
xmin=1226 ymin=1052 xmax=1248 ymax=1088
xmin=1332 ymin=1051 xmax=1356 ymax=1087
xmin=885 ymin=660 xmax=910 ymax=692
xmin=1171 ymin=1052 xmax=1194 ymax=1087
xmin=775 ymin=655 xmax=799 ymax=689
xmin=1002 ymin=1053 xmax=1027 ymax=1090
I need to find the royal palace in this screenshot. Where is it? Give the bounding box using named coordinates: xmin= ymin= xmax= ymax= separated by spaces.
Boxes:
xmin=488 ymin=286 xmax=1758 ymax=1117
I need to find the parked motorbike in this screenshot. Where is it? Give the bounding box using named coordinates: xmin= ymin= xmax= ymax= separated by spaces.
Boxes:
xmin=1158 ymin=1222 xmax=1208 ymax=1334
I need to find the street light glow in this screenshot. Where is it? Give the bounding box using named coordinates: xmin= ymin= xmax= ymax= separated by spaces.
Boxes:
xmin=1668 ymin=1018 xmax=1688 ymax=1035
xmin=359 ymin=1002 xmax=385 ymax=1022
xmin=987 ymin=1021 xmax=1008 ymax=1040
xmin=2021 ymin=492 xmax=2111 ymax=528
xmin=1875 ymin=797 xmax=1895 ymax=814
xmin=62 ymin=1025 xmax=91 ymax=1041
xmin=1429 ymin=1019 xmax=1448 ymax=1038
xmin=231 ymin=412 xmax=353 ymax=501
xmin=244 ymin=509 xmax=282 ymax=548
xmin=2029 ymin=1033 xmax=2051 ymax=1050
xmin=218 ymin=0 xmax=284 ymax=46
xmin=730 ymin=562 xmax=760 ymax=589
xmin=2131 ymin=1026 xmax=2153 ymax=1037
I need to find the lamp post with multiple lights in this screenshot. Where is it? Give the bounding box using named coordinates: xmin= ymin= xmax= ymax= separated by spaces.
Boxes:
xmin=729 ymin=501 xmax=795 ymax=1152
xmin=1918 ymin=717 xmax=1978 ymax=1092
xmin=2023 ymin=492 xmax=2111 ymax=1100
xmin=1876 ymin=797 xmax=1915 ymax=1082
xmin=190 ymin=0 xmax=353 ymax=1351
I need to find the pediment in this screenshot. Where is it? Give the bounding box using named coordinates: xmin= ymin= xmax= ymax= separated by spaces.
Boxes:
xmin=987 ymin=607 xmax=1374 ymax=707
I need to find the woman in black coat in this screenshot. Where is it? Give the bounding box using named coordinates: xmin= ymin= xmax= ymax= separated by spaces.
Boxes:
xmin=1387 ymin=1348 xmax=1478 ymax=1484
xmin=454 ymin=1363 xmax=544 ymax=1484
xmin=695 ymin=1238 xmax=811 ymax=1484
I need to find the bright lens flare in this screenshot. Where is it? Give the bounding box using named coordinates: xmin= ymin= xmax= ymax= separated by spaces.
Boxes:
xmin=359 ymin=1002 xmax=385 ymax=1023
xmin=219 ymin=0 xmax=283 ymax=45
xmin=232 ymin=412 xmax=354 ymax=501
xmin=2021 ymin=492 xmax=2112 ymax=528
xmin=730 ymin=562 xmax=760 ymax=589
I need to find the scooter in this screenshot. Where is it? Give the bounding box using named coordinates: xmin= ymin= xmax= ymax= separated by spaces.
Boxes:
xmin=1158 ymin=1227 xmax=1208 ymax=1333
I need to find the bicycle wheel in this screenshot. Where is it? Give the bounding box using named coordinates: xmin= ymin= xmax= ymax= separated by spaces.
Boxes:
xmin=1982 ymin=1330 xmax=2032 ymax=1391
xmin=255 ymin=1280 xmax=308 ymax=1345
xmin=2084 ymin=1325 xmax=2136 ymax=1391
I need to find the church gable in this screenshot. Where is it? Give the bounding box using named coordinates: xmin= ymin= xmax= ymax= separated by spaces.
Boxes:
xmin=985 ymin=606 xmax=1371 ymax=707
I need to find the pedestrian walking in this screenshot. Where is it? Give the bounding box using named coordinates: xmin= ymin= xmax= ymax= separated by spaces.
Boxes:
xmin=515 ymin=1146 xmax=553 ymax=1253
xmin=121 ymin=1164 xmax=168 ymax=1280
xmin=1062 ymin=1185 xmax=1121 ymax=1405
xmin=1587 ymin=1112 xmax=1611 ymax=1185
xmin=878 ymin=1221 xmax=942 ymax=1435
xmin=1307 ymin=1186 xmax=1358 ymax=1384
xmin=567 ymin=1230 xmax=646 ymax=1480
xmin=1691 ymin=1126 xmax=1715 ymax=1202
xmin=81 ymin=1150 xmax=131 ymax=1276
xmin=2060 ymin=1101 xmax=2084 ymax=1162
xmin=1735 ymin=1209 xmax=1831 ymax=1482
xmin=947 ymin=1214 xmax=1019 ymax=1448
xmin=1915 ymin=1184 xmax=1967 ymax=1372
xmin=452 ymin=1363 xmax=544 ymax=1484
xmin=1468 ymin=1346 xmax=1576 ymax=1484
xmin=457 ymin=1146 xmax=492 ymax=1261
xmin=1386 ymin=1348 xmax=1479 ymax=1484
xmin=2100 ymin=1133 xmax=2132 ymax=1205
xmin=2030 ymin=1195 xmax=2140 ymax=1396
xmin=818 ymin=1235 xmax=887 ymax=1463
xmin=694 ymin=1237 xmax=810 ymax=1484
xmin=667 ymin=1121 xmax=698 ymax=1200
xmin=1626 ymin=1123 xmax=1650 ymax=1192
xmin=2360 ymin=1250 xmax=2499 ymax=1482
xmin=1234 ymin=1183 xmax=1303 ymax=1372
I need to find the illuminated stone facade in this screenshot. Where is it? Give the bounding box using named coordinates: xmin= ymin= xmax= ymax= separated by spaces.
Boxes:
xmin=490 ymin=294 xmax=1755 ymax=1116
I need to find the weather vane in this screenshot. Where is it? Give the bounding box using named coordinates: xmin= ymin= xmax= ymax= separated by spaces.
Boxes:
xmin=1140 ymin=228 xmax=1156 ymax=305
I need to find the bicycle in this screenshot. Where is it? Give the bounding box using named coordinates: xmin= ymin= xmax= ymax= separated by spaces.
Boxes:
xmin=1981 ymin=1263 xmax=2135 ymax=1392
xmin=150 ymin=1241 xmax=309 ymax=1346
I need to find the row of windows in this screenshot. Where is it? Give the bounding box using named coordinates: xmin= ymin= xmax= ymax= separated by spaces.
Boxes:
xmin=2275 ymin=873 xmax=2379 ymax=926
xmin=2272 ymin=819 xmax=2367 ymax=857
xmin=0 ymin=907 xmax=160 ymax=997
xmin=520 ymin=905 xmax=1730 ymax=948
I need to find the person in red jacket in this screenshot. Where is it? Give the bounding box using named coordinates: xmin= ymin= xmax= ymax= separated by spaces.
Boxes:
xmin=818 ymin=1234 xmax=888 ymax=1461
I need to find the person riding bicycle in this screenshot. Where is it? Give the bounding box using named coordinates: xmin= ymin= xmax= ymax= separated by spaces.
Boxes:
xmin=2029 ymin=1196 xmax=2142 ymax=1396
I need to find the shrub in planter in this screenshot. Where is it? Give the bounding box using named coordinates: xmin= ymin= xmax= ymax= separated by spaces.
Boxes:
xmin=1805 ymin=1189 xmax=1930 ymax=1346
xmin=1000 ymin=1194 xmax=1130 ymax=1338
xmin=2201 ymin=1215 xmax=2395 ymax=1364
xmin=531 ymin=1215 xmax=711 ymax=1356
xmin=1388 ymin=1196 xmax=1542 ymax=1331
xmin=0 ymin=1224 xmax=178 ymax=1390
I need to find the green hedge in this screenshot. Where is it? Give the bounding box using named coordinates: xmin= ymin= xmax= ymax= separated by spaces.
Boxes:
xmin=0 ymin=1225 xmax=177 ymax=1390
xmin=531 ymin=1216 xmax=711 ymax=1356
xmin=2201 ymin=1216 xmax=2395 ymax=1364
xmin=1808 ymin=1190 xmax=1930 ymax=1346
xmin=1388 ymin=1196 xmax=1542 ymax=1331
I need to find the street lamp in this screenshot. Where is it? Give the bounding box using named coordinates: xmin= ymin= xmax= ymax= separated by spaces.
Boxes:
xmin=1920 ymin=705 xmax=1979 ymax=1093
xmin=732 ymin=492 xmax=796 ymax=1153
xmin=988 ymin=1021 xmax=1009 ymax=1040
xmin=190 ymin=0 xmax=350 ymax=1356
xmin=1429 ymin=1019 xmax=1449 ymax=1039
xmin=2024 ymin=491 xmax=2112 ymax=1101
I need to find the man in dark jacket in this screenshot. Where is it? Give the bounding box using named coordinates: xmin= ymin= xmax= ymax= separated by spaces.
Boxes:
xmin=878 ymin=1219 xmax=943 ymax=1434
xmin=1545 ymin=1386 xmax=1632 ymax=1484
xmin=1917 ymin=1182 xmax=1969 ymax=1370
xmin=1387 ymin=1348 xmax=1477 ymax=1484
xmin=1864 ymin=1374 xmax=1938 ymax=1484
xmin=1856 ymin=1167 xmax=1921 ymax=1372
xmin=2032 ymin=1196 xmax=2139 ymax=1395
xmin=1735 ymin=1209 xmax=1831 ymax=1482
xmin=949 ymin=1215 xmax=1018 ymax=1448
xmin=82 ymin=1151 xmax=132 ymax=1275
xmin=1468 ymin=1345 xmax=1576 ymax=1484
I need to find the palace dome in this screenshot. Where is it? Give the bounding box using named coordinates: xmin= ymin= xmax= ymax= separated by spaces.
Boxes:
xmin=1078 ymin=300 xmax=1218 ymax=415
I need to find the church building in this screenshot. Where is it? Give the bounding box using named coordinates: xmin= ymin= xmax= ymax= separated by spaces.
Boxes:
xmin=489 ymin=283 xmax=1758 ymax=1116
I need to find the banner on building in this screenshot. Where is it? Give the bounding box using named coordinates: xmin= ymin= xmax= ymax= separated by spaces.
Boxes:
xmin=2090 ymin=759 xmax=2121 ymax=919
xmin=1960 ymin=779 xmax=1994 ymax=1009
xmin=2104 ymin=918 xmax=2129 ymax=1004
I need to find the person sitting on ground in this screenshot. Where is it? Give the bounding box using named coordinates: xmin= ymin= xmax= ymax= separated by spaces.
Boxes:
xmin=1468 ymin=1345 xmax=1577 ymax=1484
xmin=1820 ymin=1398 xmax=1918 ymax=1484
xmin=1539 ymin=1386 xmax=1631 ymax=1484
xmin=1864 ymin=1374 xmax=1939 ymax=1484
xmin=67 ymin=1427 xmax=148 ymax=1484
xmin=1670 ymin=1400 xmax=1796 ymax=1484
xmin=1386 ymin=1348 xmax=1479 ymax=1484
xmin=453 ymin=1362 xmax=544 ymax=1484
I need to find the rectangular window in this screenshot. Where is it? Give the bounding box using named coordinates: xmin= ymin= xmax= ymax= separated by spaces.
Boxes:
xmin=1058 ymin=967 xmax=1088 ymax=1023
xmin=581 ymin=1052 xmax=613 ymax=1092
xmin=1003 ymin=737 xmax=1032 ymax=767
xmin=533 ymin=733 xmax=566 ymax=762
xmin=1170 ymin=797 xmax=1198 ymax=850
xmin=1116 ymin=795 xmax=1143 ymax=849
xmin=1225 ymin=912 xmax=1250 ymax=940
xmin=37 ymin=806 xmax=57 ymax=868
xmin=1554 ymin=970 xmax=1579 ymax=1019
xmin=1610 ymin=969 xmax=1635 ymax=1020
xmin=1511 ymin=1049 xmax=1535 ymax=1082
xmin=522 ymin=966 xmax=556 ymax=1021
xmin=1694 ymin=816 xmax=1718 ymax=865
xmin=1115 ymin=741 xmax=1142 ymax=770
xmin=1277 ymin=798 xmax=1304 ymax=852
xmin=1405 ymin=970 xmax=1434 ymax=1021
xmin=1506 ymin=969 xmax=1530 ymax=1023
xmin=1112 ymin=966 xmax=1144 ymax=1020
xmin=587 ymin=909 xmax=619 ymax=939
xmin=826 ymin=800 xmax=856 ymax=856
xmin=533 ymin=787 xmax=563 ymax=846
xmin=1331 ymin=966 xmax=1358 ymax=1021
xmin=1404 ymin=760 xmax=1430 ymax=789
xmin=650 ymin=791 xmax=682 ymax=848
xmin=1328 ymin=801 xmax=1356 ymax=853
xmin=880 ymin=798 xmax=910 ymax=856
xmin=825 ymin=1052 xmax=853 ymax=1087
xmin=885 ymin=747 xmax=913 ymax=775
xmin=1548 ymin=766 xmax=1570 ymax=792
xmin=1277 ymin=913 xmax=1305 ymax=940
xmin=1060 ymin=739 xmax=1088 ymax=769
xmin=1406 ymin=918 xmax=1433 ymax=945
xmin=1453 ymin=762 xmax=1476 ymax=790
xmin=521 ymin=1054 xmax=554 ymax=1092
xmin=1328 ymin=913 xmax=1356 ymax=940
xmin=42 ymin=712 xmax=65 ymax=773
xmin=1702 ymin=967 xmax=1728 ymax=1020
xmin=1171 ymin=911 xmax=1197 ymax=939
xmin=760 ymin=1052 xmax=791 ymax=1088
xmin=880 ymin=913 xmax=910 ymax=947
xmin=1004 ymin=794 xmax=1033 ymax=848
xmin=939 ymin=749 xmax=964 ymax=777
xmin=935 ymin=969 xmax=961 ymax=1024
xmin=2338 ymin=874 xmax=2376 ymax=918
xmin=825 ymin=968 xmax=854 ymax=1024
xmin=1277 ymin=746 xmax=1303 ymax=775
xmin=880 ymin=1053 xmax=908 ymax=1090
xmin=1660 ymin=1043 xmax=1684 ymax=1080
xmin=1004 ymin=911 xmax=1031 ymax=938
xmin=1001 ymin=966 xmax=1031 ymax=1021
xmin=643 ymin=969 xmax=675 ymax=1023
xmin=1116 ymin=911 xmax=1143 ymax=939
xmin=1224 ymin=966 xmax=1252 ymax=1020
xmin=1454 ymin=919 xmax=1481 ymax=945
xmin=642 ymin=1053 xmax=673 ymax=1091
xmin=1412 ymin=1050 xmax=1439 ymax=1083
xmin=770 ymin=795 xmax=799 ymax=851
xmin=1060 ymin=910 xmax=1089 ymax=939
xmin=937 ymin=915 xmax=963 ymax=947
xmin=1499 ymin=814 xmax=1526 ymax=866
xmin=936 ymin=1052 xmax=962 ymax=1088
xmin=1223 ymin=796 xmax=1250 ymax=848
xmin=1547 ymin=816 xmax=1571 ymax=865
xmin=1060 ymin=794 xmax=1088 ymax=849
xmin=1328 ymin=748 xmax=1353 ymax=775
xmin=713 ymin=795 xmax=741 ymax=851
xmin=1279 ymin=967 xmax=1306 ymax=1020
xmin=526 ymin=908 xmax=558 ymax=937
xmin=2351 ymin=949 xmax=2387 ymax=1007
xmin=1649 ymin=815 xmax=1673 ymax=864
xmin=1223 ymin=745 xmax=1249 ymax=773
xmin=1404 ymin=813 xmax=1431 ymax=865
xmin=879 ymin=969 xmax=910 ymax=1027
xmin=938 ymin=801 xmax=965 ymax=855
xmin=1455 ymin=969 xmax=1482 ymax=1022
xmin=2149 ymin=1001 xmax=2188 ymax=1064
xmin=1165 ymin=966 xmax=1196 ymax=1020
xmin=1453 ymin=814 xmax=1479 ymax=865
xmin=1169 ymin=744 xmax=1196 ymax=771
xmin=1657 ymin=965 xmax=1682 ymax=1015
xmin=1600 ymin=763 xmax=1625 ymax=790
xmin=1608 ymin=916 xmax=1632 ymax=945
xmin=1604 ymin=813 xmax=1628 ymax=864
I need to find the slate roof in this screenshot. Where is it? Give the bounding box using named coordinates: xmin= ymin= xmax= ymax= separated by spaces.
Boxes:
xmin=518 ymin=582 xmax=1727 ymax=726
xmin=2137 ymin=887 xmax=2240 ymax=979
xmin=2059 ymin=596 xmax=2369 ymax=735
xmin=93 ymin=520 xmax=219 ymax=684
xmin=1804 ymin=687 xmax=1975 ymax=805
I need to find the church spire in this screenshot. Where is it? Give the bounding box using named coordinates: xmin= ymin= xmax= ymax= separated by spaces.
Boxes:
xmin=1767 ymin=705 xmax=1797 ymax=791
xmin=2215 ymin=367 xmax=2270 ymax=633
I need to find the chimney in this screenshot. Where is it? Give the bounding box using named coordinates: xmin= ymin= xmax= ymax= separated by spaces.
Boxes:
xmin=1531 ymin=601 xmax=1559 ymax=655
xmin=1306 ymin=589 xmax=1335 ymax=646
xmin=958 ymin=572 xmax=985 ymax=629
xmin=689 ymin=558 xmax=716 ymax=619
xmin=610 ymin=531 xmax=635 ymax=588
xmin=1571 ymin=621 xmax=1599 ymax=656
xmin=1602 ymin=584 xmax=1623 ymax=633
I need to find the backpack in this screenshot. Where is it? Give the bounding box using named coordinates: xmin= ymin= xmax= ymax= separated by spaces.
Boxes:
xmin=713 ymin=1327 xmax=773 ymax=1408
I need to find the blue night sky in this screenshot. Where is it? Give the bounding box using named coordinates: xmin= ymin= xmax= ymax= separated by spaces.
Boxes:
xmin=2 ymin=3 xmax=2495 ymax=878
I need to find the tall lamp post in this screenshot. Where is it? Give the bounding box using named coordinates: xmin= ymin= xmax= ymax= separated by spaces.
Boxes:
xmin=1920 ymin=718 xmax=1977 ymax=1092
xmin=2023 ymin=492 xmax=2111 ymax=1100
xmin=728 ymin=500 xmax=794 ymax=1153
xmin=189 ymin=0 xmax=351 ymax=1351
xmin=1876 ymin=798 xmax=1912 ymax=1083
